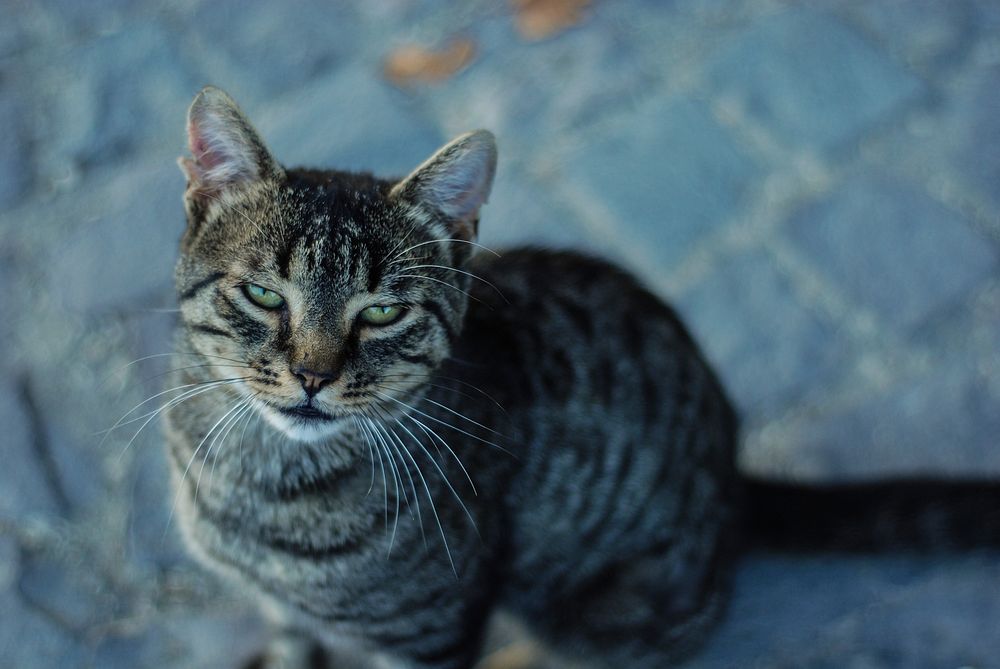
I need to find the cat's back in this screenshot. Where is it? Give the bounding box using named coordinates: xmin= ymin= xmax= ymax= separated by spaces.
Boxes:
xmin=447 ymin=249 xmax=740 ymax=614
xmin=458 ymin=248 xmax=734 ymax=425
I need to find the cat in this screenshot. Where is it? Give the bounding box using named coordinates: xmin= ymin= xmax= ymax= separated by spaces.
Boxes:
xmin=164 ymin=86 xmax=1000 ymax=669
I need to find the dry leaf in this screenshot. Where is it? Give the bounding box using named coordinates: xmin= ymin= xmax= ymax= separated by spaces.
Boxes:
xmin=383 ymin=39 xmax=476 ymax=86
xmin=512 ymin=0 xmax=591 ymax=41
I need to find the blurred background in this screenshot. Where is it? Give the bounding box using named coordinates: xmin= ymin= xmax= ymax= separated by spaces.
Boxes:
xmin=1 ymin=0 xmax=999 ymax=667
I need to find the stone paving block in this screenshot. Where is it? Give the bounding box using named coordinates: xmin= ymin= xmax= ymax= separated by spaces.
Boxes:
xmin=0 ymin=378 xmax=64 ymax=519
xmin=1 ymin=538 xmax=83 ymax=667
xmin=0 ymin=89 xmax=32 ymax=211
xmin=786 ymin=173 xmax=997 ymax=333
xmin=92 ymin=611 xmax=267 ymax=669
xmin=780 ymin=284 xmax=1000 ymax=480
xmin=15 ymin=372 xmax=109 ymax=517
xmin=949 ymin=65 xmax=1000 ymax=211
xmin=762 ymin=558 xmax=1000 ymax=668
xmin=849 ymin=0 xmax=981 ymax=72
xmin=126 ymin=441 xmax=189 ymax=571
xmin=677 ymin=249 xmax=849 ymax=420
xmin=19 ymin=550 xmax=119 ymax=633
xmin=419 ymin=14 xmax=653 ymax=150
xmin=706 ymin=8 xmax=923 ymax=152
xmin=687 ymin=554 xmax=1000 ymax=668
xmin=869 ymin=64 xmax=1000 ymax=220
xmin=40 ymin=23 xmax=201 ymax=178
xmin=561 ymin=95 xmax=759 ymax=269
xmin=185 ymin=0 xmax=359 ymax=105
xmin=0 ymin=594 xmax=82 ymax=668
xmin=257 ymin=64 xmax=444 ymax=177
xmin=478 ymin=169 xmax=603 ymax=255
xmin=46 ymin=161 xmax=186 ymax=312
xmin=794 ymin=358 xmax=1000 ymax=480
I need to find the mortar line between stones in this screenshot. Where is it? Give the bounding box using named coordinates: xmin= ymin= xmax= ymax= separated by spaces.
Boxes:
xmin=17 ymin=372 xmax=73 ymax=517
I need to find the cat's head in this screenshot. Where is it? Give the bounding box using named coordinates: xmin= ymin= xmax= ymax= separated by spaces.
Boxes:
xmin=175 ymin=86 xmax=496 ymax=443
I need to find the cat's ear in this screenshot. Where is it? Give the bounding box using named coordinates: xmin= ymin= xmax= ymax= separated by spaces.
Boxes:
xmin=390 ymin=130 xmax=497 ymax=240
xmin=178 ymin=86 xmax=283 ymax=199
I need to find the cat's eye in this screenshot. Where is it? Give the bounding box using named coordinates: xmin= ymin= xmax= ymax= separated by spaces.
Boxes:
xmin=242 ymin=284 xmax=285 ymax=310
xmin=360 ymin=305 xmax=405 ymax=326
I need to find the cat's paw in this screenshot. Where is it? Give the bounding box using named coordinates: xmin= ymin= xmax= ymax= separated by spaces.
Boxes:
xmin=474 ymin=642 xmax=550 ymax=669
xmin=242 ymin=638 xmax=328 ymax=669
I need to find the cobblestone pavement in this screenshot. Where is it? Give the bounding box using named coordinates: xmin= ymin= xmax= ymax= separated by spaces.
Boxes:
xmin=1 ymin=1 xmax=999 ymax=667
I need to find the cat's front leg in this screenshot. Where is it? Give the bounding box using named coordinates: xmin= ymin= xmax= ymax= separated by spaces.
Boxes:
xmin=243 ymin=629 xmax=327 ymax=669
xmin=244 ymin=629 xmax=397 ymax=669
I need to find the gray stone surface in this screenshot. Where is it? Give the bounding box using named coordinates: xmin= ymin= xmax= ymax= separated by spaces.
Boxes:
xmin=0 ymin=92 xmax=32 ymax=211
xmin=257 ymin=64 xmax=444 ymax=176
xmin=1 ymin=1 xmax=999 ymax=667
xmin=786 ymin=173 xmax=996 ymax=332
xmin=678 ymin=249 xmax=849 ymax=419
xmin=949 ymin=65 xmax=1000 ymax=212
xmin=46 ymin=161 xmax=186 ymax=311
xmin=706 ymin=7 xmax=923 ymax=152
xmin=0 ymin=378 xmax=64 ymax=519
xmin=561 ymin=95 xmax=760 ymax=268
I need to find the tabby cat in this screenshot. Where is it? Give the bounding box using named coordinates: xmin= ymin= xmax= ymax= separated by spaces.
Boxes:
xmin=163 ymin=87 xmax=1000 ymax=669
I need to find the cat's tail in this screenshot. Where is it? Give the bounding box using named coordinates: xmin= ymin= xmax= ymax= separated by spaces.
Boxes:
xmin=741 ymin=476 xmax=1000 ymax=552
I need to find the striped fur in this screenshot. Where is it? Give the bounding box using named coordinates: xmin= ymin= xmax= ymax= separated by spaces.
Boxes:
xmin=165 ymin=88 xmax=741 ymax=668
xmin=164 ymin=87 xmax=1000 ymax=669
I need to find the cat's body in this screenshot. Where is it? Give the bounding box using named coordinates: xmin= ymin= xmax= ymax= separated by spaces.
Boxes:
xmin=164 ymin=87 xmax=999 ymax=669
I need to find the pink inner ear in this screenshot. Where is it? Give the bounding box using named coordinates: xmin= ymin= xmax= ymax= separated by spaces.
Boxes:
xmin=187 ymin=120 xmax=222 ymax=171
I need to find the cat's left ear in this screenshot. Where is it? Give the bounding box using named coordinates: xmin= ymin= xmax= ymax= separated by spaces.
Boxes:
xmin=179 ymin=86 xmax=283 ymax=201
xmin=390 ymin=130 xmax=497 ymax=240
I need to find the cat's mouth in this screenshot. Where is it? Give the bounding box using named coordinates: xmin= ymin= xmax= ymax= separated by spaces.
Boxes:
xmin=278 ymin=403 xmax=336 ymax=422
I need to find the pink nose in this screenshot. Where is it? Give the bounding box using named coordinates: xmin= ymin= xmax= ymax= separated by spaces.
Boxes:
xmin=291 ymin=366 xmax=338 ymax=398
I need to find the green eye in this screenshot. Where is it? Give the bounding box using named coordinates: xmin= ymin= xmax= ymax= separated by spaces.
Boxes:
xmin=360 ymin=305 xmax=405 ymax=326
xmin=243 ymin=284 xmax=285 ymax=309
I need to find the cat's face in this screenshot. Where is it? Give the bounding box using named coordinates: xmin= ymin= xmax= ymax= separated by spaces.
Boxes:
xmin=175 ymin=87 xmax=496 ymax=443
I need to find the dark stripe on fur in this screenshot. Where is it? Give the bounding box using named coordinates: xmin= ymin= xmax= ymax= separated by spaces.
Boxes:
xmin=421 ymin=299 xmax=456 ymax=343
xmin=180 ymin=272 xmax=226 ymax=301
xmin=399 ymin=352 xmax=435 ymax=367
xmin=271 ymin=467 xmax=353 ymax=501
xmin=189 ymin=323 xmax=233 ymax=339
xmin=262 ymin=534 xmax=362 ymax=560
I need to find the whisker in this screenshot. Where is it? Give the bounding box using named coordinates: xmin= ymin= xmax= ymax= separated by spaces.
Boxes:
xmin=389 ymin=238 xmax=501 ymax=264
xmin=402 ymin=412 xmax=478 ymax=497
xmin=357 ymin=418 xmax=390 ymax=535
xmin=139 ymin=363 xmax=254 ymax=386
xmin=105 ymin=351 xmax=250 ymax=384
xmin=200 ymin=190 xmax=267 ymax=237
xmin=378 ymin=226 xmax=420 ymax=268
xmin=192 ymin=396 xmax=252 ymax=506
xmin=418 ymin=396 xmax=510 ymax=439
xmin=237 ymin=400 xmax=260 ymax=475
xmin=374 ymin=391 xmax=515 ymax=458
xmin=371 ymin=411 xmax=457 ymax=576
xmin=385 ymin=254 xmax=432 ymax=267
xmin=367 ymin=418 xmax=404 ymax=553
xmin=368 ymin=407 xmax=425 ymax=547
xmin=112 ymin=378 xmax=252 ymax=461
xmin=167 ymin=395 xmax=252 ymax=531
xmin=381 ymin=409 xmax=477 ymax=540
xmin=102 ymin=376 xmax=251 ymax=439
xmin=394 ymin=274 xmax=488 ymax=307
xmin=351 ymin=417 xmax=378 ymax=497
xmin=206 ymin=396 xmax=257 ymax=495
xmin=400 ymin=264 xmax=510 ymax=304
xmin=378 ymin=375 xmax=508 ymax=414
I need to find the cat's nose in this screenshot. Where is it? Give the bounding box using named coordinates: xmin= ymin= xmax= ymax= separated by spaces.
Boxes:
xmin=292 ymin=366 xmax=338 ymax=399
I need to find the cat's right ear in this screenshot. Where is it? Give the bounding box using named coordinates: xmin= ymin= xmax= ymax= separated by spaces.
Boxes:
xmin=390 ymin=130 xmax=497 ymax=241
xmin=179 ymin=86 xmax=283 ymax=202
